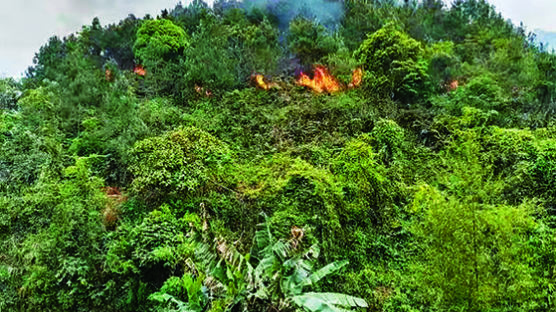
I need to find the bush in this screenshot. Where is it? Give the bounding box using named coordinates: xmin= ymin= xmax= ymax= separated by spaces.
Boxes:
xmin=355 ymin=24 xmax=430 ymax=102
xmin=129 ymin=127 xmax=233 ymax=202
xmin=5 ymin=158 xmax=107 ymax=311
xmin=531 ymin=138 xmax=556 ymax=206
xmin=457 ymin=74 xmax=507 ymax=110
xmin=236 ymin=153 xmax=346 ymax=258
xmin=370 ymin=119 xmax=408 ymax=165
xmin=333 ymin=134 xmax=394 ymax=228
xmin=104 ymin=204 xmax=197 ymax=310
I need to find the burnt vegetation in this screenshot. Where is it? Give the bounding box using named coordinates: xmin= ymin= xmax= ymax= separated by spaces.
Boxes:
xmin=3 ymin=0 xmax=556 ymax=311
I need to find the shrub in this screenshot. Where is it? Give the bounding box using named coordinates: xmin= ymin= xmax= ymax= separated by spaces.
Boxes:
xmin=355 ymin=24 xmax=430 ymax=102
xmin=104 ymin=204 xmax=197 ymax=310
xmin=457 ymin=74 xmax=507 ymax=110
xmin=531 ymin=139 xmax=556 ymax=206
xmin=370 ymin=119 xmax=407 ymax=164
xmin=333 ymin=134 xmax=393 ymax=227
xmin=236 ymin=153 xmax=347 ymax=258
xmin=7 ymin=158 xmax=107 ymax=310
xmin=129 ymin=127 xmax=233 ymax=202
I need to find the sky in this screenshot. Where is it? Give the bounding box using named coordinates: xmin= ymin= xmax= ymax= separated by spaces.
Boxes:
xmin=1 ymin=0 xmax=556 ymax=78
xmin=0 ymin=0 xmax=188 ymax=78
xmin=485 ymin=0 xmax=556 ymax=32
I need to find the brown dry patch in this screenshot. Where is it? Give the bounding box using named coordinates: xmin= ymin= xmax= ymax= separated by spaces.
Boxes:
xmin=102 ymin=187 xmax=128 ymax=230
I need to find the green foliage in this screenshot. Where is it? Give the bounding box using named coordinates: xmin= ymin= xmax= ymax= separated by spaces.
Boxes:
xmin=292 ymin=292 xmax=368 ymax=312
xmin=0 ymin=78 xmax=21 ymax=110
xmin=27 ymin=36 xmax=68 ymax=81
xmin=227 ymin=13 xmax=282 ymax=75
xmin=0 ymin=158 xmax=107 ymax=310
xmin=407 ymin=128 xmax=540 ymax=311
xmin=355 ymin=23 xmax=430 ymax=102
xmin=531 ymin=138 xmax=556 ymax=204
xmin=197 ymin=218 xmax=367 ymax=311
xmin=6 ymin=1 xmax=556 ymax=311
xmin=137 ymin=97 xmax=185 ymax=133
xmin=288 ymin=18 xmax=340 ymax=66
xmin=434 ymin=74 xmax=507 ymax=114
xmin=180 ymin=15 xmax=242 ymax=95
xmin=425 ymin=40 xmax=460 ymax=91
xmin=0 ymin=87 xmax=64 ymax=192
xmin=412 ymin=186 xmax=538 ymax=310
xmin=149 ymin=274 xmax=207 ymax=312
xmin=340 ymin=0 xmax=398 ymax=51
xmin=102 ymin=204 xmax=198 ymax=310
xmin=129 ymin=127 xmax=233 ymax=202
xmin=236 ymin=153 xmax=347 ymax=256
xmin=334 ymin=133 xmax=394 ymax=228
xmin=134 ymin=19 xmax=188 ymax=64
xmin=133 ymin=19 xmax=189 ymax=97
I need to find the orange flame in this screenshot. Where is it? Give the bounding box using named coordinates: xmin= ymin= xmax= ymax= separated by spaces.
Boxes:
xmin=297 ymin=65 xmax=341 ymax=93
xmin=105 ymin=69 xmax=113 ymax=81
xmin=255 ymin=74 xmax=270 ymax=90
xmin=134 ymin=65 xmax=146 ymax=76
xmin=253 ymin=74 xmax=277 ymax=90
xmin=348 ymin=67 xmax=363 ymax=88
xmin=447 ymin=80 xmax=459 ymax=92
xmin=194 ymin=84 xmax=213 ymax=97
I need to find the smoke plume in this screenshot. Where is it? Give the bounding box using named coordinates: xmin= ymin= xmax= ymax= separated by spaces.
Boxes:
xmin=241 ymin=0 xmax=344 ymax=29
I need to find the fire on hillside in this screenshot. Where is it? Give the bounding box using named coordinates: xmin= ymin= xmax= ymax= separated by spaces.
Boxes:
xmin=296 ymin=65 xmax=364 ymax=94
xmin=253 ymin=66 xmax=364 ymax=94
xmin=253 ymin=74 xmax=279 ymax=90
xmin=134 ymin=65 xmax=146 ymax=76
xmin=297 ymin=65 xmax=341 ymax=93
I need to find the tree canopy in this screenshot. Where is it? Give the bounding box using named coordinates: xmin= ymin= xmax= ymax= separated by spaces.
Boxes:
xmin=2 ymin=0 xmax=556 ymax=311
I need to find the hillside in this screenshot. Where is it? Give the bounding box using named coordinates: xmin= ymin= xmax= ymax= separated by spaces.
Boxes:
xmin=2 ymin=0 xmax=556 ymax=311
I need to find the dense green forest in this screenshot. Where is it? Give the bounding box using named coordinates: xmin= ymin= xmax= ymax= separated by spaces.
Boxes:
xmin=3 ymin=0 xmax=556 ymax=310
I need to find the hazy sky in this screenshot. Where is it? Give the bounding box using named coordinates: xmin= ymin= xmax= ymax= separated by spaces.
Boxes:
xmin=0 ymin=0 xmax=186 ymax=78
xmin=486 ymin=0 xmax=556 ymax=32
xmin=1 ymin=0 xmax=556 ymax=78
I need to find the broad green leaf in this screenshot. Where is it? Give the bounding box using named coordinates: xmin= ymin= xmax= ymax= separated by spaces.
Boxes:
xmin=292 ymin=292 xmax=367 ymax=312
xmin=300 ymin=260 xmax=348 ymax=288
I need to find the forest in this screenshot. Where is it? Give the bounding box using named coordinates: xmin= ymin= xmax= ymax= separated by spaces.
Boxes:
xmin=2 ymin=0 xmax=556 ymax=311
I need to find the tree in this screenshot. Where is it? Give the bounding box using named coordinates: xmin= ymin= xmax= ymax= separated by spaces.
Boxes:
xmin=0 ymin=78 xmax=21 ymax=110
xmin=180 ymin=14 xmax=241 ymax=95
xmin=355 ymin=23 xmax=430 ymax=102
xmin=411 ymin=132 xmax=538 ymax=311
xmin=133 ymin=19 xmax=188 ymax=64
xmin=288 ymin=18 xmax=340 ymax=67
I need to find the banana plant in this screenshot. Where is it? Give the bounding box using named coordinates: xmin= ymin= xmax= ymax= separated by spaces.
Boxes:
xmin=247 ymin=218 xmax=368 ymax=312
xmin=200 ymin=216 xmax=367 ymax=311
